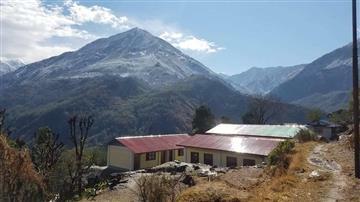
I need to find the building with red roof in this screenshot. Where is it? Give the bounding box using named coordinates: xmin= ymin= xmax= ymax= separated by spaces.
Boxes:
xmin=107 ymin=133 xmax=283 ymax=170
xmin=177 ymin=134 xmax=283 ymax=167
xmin=107 ymin=134 xmax=190 ymax=170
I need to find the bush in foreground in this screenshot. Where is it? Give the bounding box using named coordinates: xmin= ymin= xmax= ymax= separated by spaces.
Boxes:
xmin=133 ymin=173 xmax=185 ymax=202
xmin=0 ymin=134 xmax=46 ymax=201
xmin=295 ymin=129 xmax=317 ymax=143
xmin=268 ymin=140 xmax=295 ymax=171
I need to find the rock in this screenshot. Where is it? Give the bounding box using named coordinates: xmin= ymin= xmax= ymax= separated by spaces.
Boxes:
xmin=308 ymin=170 xmax=329 ymax=181
xmin=309 ymin=170 xmax=321 ymax=178
xmin=182 ymin=174 xmax=195 ymax=186
xmin=193 ymin=165 xmax=201 ymax=170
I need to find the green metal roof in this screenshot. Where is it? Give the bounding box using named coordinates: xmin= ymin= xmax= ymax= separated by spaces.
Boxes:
xmin=206 ymin=124 xmax=306 ymax=139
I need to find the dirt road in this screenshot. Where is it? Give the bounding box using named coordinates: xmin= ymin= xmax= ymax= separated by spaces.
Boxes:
xmin=308 ymin=143 xmax=360 ymax=202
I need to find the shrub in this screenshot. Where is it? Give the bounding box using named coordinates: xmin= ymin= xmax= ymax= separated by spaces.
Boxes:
xmin=0 ymin=134 xmax=46 ymax=201
xmin=295 ymin=129 xmax=317 ymax=143
xmin=268 ymin=140 xmax=295 ymax=166
xmin=133 ymin=173 xmax=185 ymax=202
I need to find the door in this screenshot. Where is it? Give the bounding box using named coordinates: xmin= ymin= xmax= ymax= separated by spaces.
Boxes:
xmin=190 ymin=152 xmax=199 ymax=163
xmin=134 ymin=154 xmax=140 ymax=170
xmin=169 ymin=150 xmax=173 ymax=161
xmin=204 ymin=153 xmax=213 ymax=165
xmin=226 ymin=156 xmax=237 ymax=167
xmin=161 ymin=151 xmax=166 ymax=164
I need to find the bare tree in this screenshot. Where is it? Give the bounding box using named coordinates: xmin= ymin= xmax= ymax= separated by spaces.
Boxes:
xmin=31 ymin=127 xmax=64 ymax=190
xmin=0 ymin=109 xmax=12 ymax=137
xmin=242 ymin=95 xmax=284 ymax=124
xmin=0 ymin=109 xmax=5 ymax=133
xmin=68 ymin=115 xmax=94 ymax=195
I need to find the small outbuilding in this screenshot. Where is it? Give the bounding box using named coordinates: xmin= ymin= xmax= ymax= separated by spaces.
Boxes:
xmin=307 ymin=120 xmax=342 ymax=140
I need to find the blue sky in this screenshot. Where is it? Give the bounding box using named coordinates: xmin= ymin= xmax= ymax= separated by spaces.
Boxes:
xmin=1 ymin=0 xmax=354 ymax=74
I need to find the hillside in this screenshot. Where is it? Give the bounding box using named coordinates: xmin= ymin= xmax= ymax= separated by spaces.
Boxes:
xmin=270 ymin=42 xmax=355 ymax=112
xmin=227 ymin=65 xmax=305 ymax=94
xmin=1 ymin=76 xmax=308 ymax=145
xmin=0 ymin=28 xmax=309 ymax=145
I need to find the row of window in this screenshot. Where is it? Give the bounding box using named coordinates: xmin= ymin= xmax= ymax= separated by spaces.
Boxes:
xmin=145 ymin=150 xmax=256 ymax=167
xmin=190 ymin=152 xmax=256 ymax=167
xmin=145 ymin=149 xmax=184 ymax=161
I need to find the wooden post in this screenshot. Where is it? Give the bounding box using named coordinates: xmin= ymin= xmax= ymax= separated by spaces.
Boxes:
xmin=352 ymin=0 xmax=360 ymax=178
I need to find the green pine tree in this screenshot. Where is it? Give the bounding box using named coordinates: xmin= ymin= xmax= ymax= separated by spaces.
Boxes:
xmin=192 ymin=105 xmax=215 ymax=134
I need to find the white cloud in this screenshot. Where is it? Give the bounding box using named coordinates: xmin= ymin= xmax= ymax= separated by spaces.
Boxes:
xmin=0 ymin=0 xmax=94 ymax=62
xmin=65 ymin=0 xmax=130 ymax=29
xmin=159 ymin=31 xmax=223 ymax=53
xmin=1 ymin=0 xmax=223 ymax=63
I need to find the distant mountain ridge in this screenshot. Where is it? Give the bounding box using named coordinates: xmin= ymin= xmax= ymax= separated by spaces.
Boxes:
xmin=270 ymin=42 xmax=356 ymax=112
xmin=226 ymin=65 xmax=305 ymax=94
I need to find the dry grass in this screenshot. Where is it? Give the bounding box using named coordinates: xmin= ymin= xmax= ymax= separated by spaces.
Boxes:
xmin=288 ymin=146 xmax=305 ymax=172
xmin=269 ymin=175 xmax=297 ymax=192
xmin=177 ymin=142 xmax=319 ymax=202
xmin=177 ymin=181 xmax=243 ymax=202
xmin=249 ymin=142 xmax=318 ymax=202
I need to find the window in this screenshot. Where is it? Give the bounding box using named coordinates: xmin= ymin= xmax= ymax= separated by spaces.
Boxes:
xmin=204 ymin=153 xmax=213 ymax=165
xmin=226 ymin=156 xmax=237 ymax=167
xmin=190 ymin=152 xmax=199 ymax=163
xmin=243 ymin=159 xmax=256 ymax=166
xmin=178 ymin=149 xmax=184 ymax=156
xmin=146 ymin=152 xmax=156 ymax=161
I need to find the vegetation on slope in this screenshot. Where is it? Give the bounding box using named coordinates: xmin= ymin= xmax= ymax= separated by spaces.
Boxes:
xmin=2 ymin=76 xmax=309 ymax=146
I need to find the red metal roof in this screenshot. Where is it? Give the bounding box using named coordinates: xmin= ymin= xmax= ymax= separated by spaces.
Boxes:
xmin=177 ymin=134 xmax=283 ymax=156
xmin=116 ymin=134 xmax=191 ymax=154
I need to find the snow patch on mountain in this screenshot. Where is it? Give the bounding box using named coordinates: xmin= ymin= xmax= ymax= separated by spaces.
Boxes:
xmin=226 ymin=65 xmax=305 ymax=95
xmin=8 ymin=28 xmax=215 ymax=87
xmin=0 ymin=58 xmax=25 ymax=76
xmin=325 ymin=58 xmax=352 ymax=70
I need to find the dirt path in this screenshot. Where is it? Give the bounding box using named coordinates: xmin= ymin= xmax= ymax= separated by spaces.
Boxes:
xmin=308 ymin=144 xmax=352 ymax=202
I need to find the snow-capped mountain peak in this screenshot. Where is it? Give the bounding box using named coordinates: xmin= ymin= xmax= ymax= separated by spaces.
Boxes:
xmin=9 ymin=28 xmax=215 ymax=86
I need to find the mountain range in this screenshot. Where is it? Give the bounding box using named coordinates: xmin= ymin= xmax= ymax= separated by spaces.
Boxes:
xmin=0 ymin=28 xmax=308 ymax=145
xmin=270 ymin=42 xmax=354 ymax=112
xmin=220 ymin=41 xmax=355 ymax=113
xmin=226 ymin=64 xmax=305 ymax=95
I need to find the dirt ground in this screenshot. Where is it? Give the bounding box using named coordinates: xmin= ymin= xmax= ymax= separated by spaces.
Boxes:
xmin=82 ymin=140 xmax=360 ymax=202
xmin=80 ymin=174 xmax=138 ymax=202
xmin=248 ymin=141 xmax=360 ymax=202
xmin=179 ymin=141 xmax=360 ymax=202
